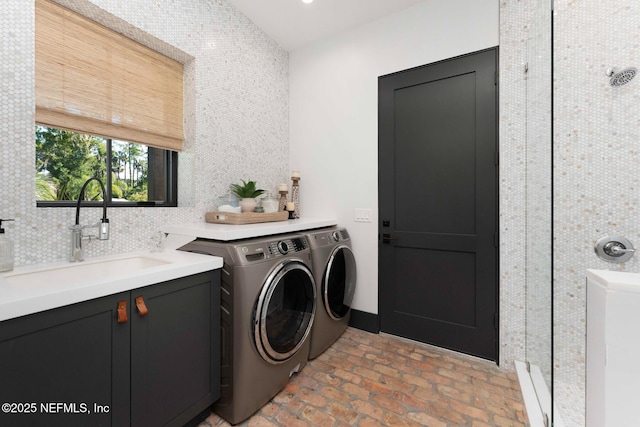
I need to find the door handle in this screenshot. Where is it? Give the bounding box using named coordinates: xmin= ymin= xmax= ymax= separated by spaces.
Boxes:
xmin=382 ymin=233 xmax=397 ymax=244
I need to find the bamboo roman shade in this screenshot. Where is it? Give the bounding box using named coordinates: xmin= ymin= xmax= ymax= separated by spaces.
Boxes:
xmin=35 ymin=0 xmax=184 ymax=151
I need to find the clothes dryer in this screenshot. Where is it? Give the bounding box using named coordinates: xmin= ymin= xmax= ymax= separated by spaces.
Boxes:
xmin=305 ymin=227 xmax=357 ymax=359
xmin=178 ymin=234 xmax=316 ymax=425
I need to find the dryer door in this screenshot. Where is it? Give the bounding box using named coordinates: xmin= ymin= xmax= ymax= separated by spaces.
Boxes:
xmin=254 ymin=259 xmax=316 ymax=364
xmin=323 ymin=245 xmax=357 ymax=320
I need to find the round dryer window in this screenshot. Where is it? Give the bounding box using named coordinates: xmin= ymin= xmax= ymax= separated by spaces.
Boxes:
xmin=324 ymin=245 xmax=357 ymax=320
xmin=254 ymin=260 xmax=316 ymax=364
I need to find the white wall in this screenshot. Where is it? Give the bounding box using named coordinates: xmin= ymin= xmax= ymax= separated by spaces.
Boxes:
xmin=289 ymin=0 xmax=499 ymax=315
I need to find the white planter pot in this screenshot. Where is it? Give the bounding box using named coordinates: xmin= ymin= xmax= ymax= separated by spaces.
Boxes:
xmin=239 ymin=198 xmax=257 ymax=213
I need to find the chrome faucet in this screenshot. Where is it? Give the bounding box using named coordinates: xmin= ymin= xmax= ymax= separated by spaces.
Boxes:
xmin=70 ymin=177 xmax=110 ymax=262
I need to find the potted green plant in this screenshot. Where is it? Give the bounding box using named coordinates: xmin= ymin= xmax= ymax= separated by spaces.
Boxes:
xmin=230 ymin=179 xmax=265 ymax=212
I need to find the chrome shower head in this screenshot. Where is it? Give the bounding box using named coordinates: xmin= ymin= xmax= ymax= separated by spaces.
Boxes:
xmin=606 ymin=67 xmax=637 ymax=87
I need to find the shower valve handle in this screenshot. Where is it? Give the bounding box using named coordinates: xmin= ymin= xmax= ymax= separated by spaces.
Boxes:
xmin=595 ymin=236 xmax=635 ymax=263
xmin=604 ymin=242 xmax=635 ymax=256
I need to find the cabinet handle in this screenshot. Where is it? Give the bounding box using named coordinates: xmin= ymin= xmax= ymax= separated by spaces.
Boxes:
xmin=117 ymin=301 xmax=128 ymax=323
xmin=135 ymin=296 xmax=149 ymax=317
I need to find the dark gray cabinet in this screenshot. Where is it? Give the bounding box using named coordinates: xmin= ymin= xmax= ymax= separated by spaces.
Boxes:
xmin=131 ymin=271 xmax=220 ymax=426
xmin=0 ymin=270 xmax=220 ymax=427
xmin=0 ymin=291 xmax=130 ymax=426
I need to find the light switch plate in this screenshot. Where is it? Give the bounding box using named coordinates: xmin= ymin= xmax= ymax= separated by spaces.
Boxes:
xmin=354 ymin=208 xmax=372 ymax=223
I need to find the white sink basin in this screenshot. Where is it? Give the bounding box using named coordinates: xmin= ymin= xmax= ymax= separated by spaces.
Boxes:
xmin=3 ymin=256 xmax=171 ymax=287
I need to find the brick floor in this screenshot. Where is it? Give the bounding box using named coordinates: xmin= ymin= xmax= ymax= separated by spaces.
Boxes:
xmin=198 ymin=328 xmax=528 ymax=427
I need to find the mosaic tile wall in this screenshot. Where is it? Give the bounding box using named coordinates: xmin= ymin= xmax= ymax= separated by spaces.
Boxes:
xmin=500 ymin=1 xmax=640 ymax=425
xmin=1 ymin=0 xmax=289 ymax=265
xmin=524 ymin=0 xmax=553 ymax=387
xmin=553 ymin=1 xmax=640 ymax=425
xmin=498 ymin=0 xmax=533 ymax=371
xmin=500 ymin=0 xmax=554 ymax=420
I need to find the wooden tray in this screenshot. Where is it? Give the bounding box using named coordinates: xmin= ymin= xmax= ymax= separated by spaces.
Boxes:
xmin=205 ymin=211 xmax=289 ymax=225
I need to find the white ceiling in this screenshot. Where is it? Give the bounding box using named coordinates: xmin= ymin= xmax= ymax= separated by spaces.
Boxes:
xmin=225 ymin=0 xmax=428 ymax=51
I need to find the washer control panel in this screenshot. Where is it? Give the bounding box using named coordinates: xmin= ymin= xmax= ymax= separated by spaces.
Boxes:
xmin=268 ymin=237 xmax=308 ymax=257
xmin=177 ymin=235 xmax=311 ymax=265
xmin=234 ymin=237 xmax=309 ymax=263
xmin=309 ymin=228 xmax=351 ymax=248
xmin=333 ymin=229 xmax=349 ymax=242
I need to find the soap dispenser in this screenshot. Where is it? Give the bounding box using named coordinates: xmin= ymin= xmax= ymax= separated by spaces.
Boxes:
xmin=0 ymin=219 xmax=15 ymax=272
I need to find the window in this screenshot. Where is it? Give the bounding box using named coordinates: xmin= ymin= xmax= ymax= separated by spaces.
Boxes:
xmin=36 ymin=126 xmax=177 ymax=206
xmin=35 ymin=0 xmax=183 ymax=207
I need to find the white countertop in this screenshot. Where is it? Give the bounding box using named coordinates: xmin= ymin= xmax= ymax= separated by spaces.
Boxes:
xmin=587 ymin=269 xmax=640 ymax=293
xmin=161 ymin=217 xmax=337 ymax=241
xmin=0 ymin=250 xmax=222 ymax=322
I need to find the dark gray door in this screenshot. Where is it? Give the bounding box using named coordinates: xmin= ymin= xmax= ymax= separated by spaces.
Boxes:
xmin=378 ymin=48 xmax=498 ymax=361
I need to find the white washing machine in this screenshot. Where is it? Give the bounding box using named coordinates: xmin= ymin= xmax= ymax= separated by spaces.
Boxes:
xmin=305 ymin=227 xmax=357 ymax=359
xmin=178 ymin=234 xmax=316 ymax=425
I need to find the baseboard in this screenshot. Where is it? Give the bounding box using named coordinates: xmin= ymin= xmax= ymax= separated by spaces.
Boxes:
xmin=348 ymin=309 xmax=379 ymax=333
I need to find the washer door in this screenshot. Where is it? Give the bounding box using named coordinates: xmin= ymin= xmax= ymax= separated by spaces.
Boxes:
xmin=254 ymin=259 xmax=316 ymax=364
xmin=323 ymin=245 xmax=357 ymax=320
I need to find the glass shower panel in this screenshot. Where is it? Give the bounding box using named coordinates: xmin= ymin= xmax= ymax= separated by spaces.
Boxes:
xmin=525 ymin=0 xmax=553 ymax=421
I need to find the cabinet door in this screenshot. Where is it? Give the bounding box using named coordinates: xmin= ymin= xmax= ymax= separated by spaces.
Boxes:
xmin=131 ymin=271 xmax=220 ymax=427
xmin=0 ymin=292 xmax=130 ymax=427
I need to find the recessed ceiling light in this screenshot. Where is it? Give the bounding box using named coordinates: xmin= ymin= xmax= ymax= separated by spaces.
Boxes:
xmin=302 ymin=0 xmax=314 ymax=4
